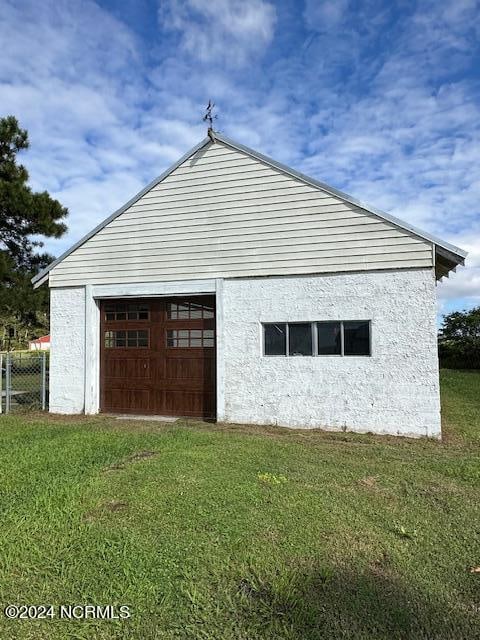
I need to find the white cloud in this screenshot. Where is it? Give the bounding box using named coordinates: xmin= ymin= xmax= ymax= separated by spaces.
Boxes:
xmin=0 ymin=0 xmax=196 ymax=258
xmin=303 ymin=0 xmax=351 ymax=29
xmin=0 ymin=0 xmax=478 ymax=312
xmin=159 ymin=0 xmax=277 ymax=66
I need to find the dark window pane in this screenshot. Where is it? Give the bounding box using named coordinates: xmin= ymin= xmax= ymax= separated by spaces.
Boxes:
xmin=344 ymin=321 xmax=370 ymax=356
xmin=288 ymin=323 xmax=313 ymax=356
xmin=317 ymin=322 xmax=341 ymax=355
xmin=264 ymin=324 xmax=287 ymax=356
xmin=104 ymin=329 xmax=148 ymax=348
xmin=105 ymin=303 xmax=149 ymax=321
xmin=137 ymin=331 xmax=148 ymax=347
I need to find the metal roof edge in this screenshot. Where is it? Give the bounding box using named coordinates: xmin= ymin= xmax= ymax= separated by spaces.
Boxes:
xmin=31 ymin=136 xmax=212 ymax=287
xmin=214 ymin=133 xmax=468 ymax=262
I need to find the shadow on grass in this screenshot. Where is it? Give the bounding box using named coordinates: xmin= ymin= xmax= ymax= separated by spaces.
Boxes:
xmin=233 ymin=561 xmax=477 ymax=640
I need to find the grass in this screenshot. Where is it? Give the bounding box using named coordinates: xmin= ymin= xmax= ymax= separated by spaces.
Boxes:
xmin=0 ymin=370 xmax=478 ymax=639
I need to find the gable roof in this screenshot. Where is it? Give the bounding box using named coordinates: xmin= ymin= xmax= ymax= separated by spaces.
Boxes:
xmin=32 ymin=132 xmax=467 ymax=287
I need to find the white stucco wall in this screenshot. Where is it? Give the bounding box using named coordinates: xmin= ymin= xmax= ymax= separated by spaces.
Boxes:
xmin=48 ymin=269 xmax=441 ymax=437
xmin=222 ymin=268 xmax=441 ymax=438
xmin=50 ymin=287 xmax=85 ymax=413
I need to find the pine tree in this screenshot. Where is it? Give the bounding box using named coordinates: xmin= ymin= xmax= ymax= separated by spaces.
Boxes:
xmin=0 ymin=116 xmax=68 ymax=346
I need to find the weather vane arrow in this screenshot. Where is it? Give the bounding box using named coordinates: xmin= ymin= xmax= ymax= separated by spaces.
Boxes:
xmin=203 ymin=100 xmax=217 ymax=142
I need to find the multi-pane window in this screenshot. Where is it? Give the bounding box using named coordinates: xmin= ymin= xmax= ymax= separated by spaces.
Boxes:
xmin=166 ymin=329 xmax=215 ymax=348
xmin=263 ymin=321 xmax=371 ymax=357
xmin=105 ymin=330 xmax=149 ymax=348
xmin=105 ymin=303 xmax=149 ymax=321
xmin=167 ymin=301 xmax=214 ymax=320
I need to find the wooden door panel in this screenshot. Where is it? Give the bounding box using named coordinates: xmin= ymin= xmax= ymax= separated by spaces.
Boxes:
xmin=164 ymin=355 xmax=214 ymax=381
xmin=104 ymin=356 xmax=151 ymax=380
xmin=100 ymin=296 xmax=216 ymax=418
xmin=104 ymin=388 xmax=150 ymax=413
xmin=164 ymin=390 xmax=215 ymax=417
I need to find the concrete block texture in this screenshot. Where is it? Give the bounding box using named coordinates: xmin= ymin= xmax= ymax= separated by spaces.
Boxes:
xmin=222 ymin=269 xmax=441 ymax=438
xmin=50 ymin=287 xmax=85 ymax=413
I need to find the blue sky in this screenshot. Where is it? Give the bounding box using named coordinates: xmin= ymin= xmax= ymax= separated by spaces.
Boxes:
xmin=1 ymin=0 xmax=479 ymax=320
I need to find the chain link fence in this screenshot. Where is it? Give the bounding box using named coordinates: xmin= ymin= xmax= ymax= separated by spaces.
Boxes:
xmin=0 ymin=352 xmax=49 ymax=414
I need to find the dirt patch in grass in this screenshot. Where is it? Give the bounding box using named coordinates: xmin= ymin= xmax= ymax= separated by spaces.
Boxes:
xmin=84 ymin=500 xmax=128 ymax=522
xmin=103 ymin=450 xmax=157 ymax=472
xmin=358 ymin=475 xmax=379 ymax=489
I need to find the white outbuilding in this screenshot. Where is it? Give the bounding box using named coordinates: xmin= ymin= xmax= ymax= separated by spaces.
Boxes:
xmin=33 ymin=133 xmax=466 ymax=438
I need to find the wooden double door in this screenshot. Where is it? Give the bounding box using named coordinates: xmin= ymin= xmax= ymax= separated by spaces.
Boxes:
xmin=100 ymin=296 xmax=216 ymax=418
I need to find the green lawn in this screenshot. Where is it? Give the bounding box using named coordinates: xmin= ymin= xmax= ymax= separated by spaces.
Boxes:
xmin=0 ymin=370 xmax=478 ymax=640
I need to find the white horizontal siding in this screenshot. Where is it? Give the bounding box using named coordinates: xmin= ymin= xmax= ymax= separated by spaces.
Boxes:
xmin=67 ymin=231 xmax=421 ymax=259
xmin=50 ymin=141 xmax=433 ymax=286
xmin=58 ymin=245 xmax=430 ymax=274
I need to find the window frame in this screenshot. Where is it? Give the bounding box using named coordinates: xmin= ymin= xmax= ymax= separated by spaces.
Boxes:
xmin=167 ymin=300 xmax=215 ymax=320
xmin=316 ymin=320 xmax=343 ymax=357
xmin=342 ymin=320 xmax=372 ymax=357
xmin=166 ymin=328 xmax=215 ymax=348
xmin=104 ymin=329 xmax=150 ymax=349
xmin=262 ymin=323 xmax=288 ymax=357
xmin=262 ymin=321 xmax=372 ymax=358
xmin=287 ymin=322 xmax=315 ymax=357
xmin=104 ymin=302 xmax=150 ymax=322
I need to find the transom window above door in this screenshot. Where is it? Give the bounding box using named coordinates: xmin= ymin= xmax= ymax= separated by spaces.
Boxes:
xmin=167 ymin=300 xmax=214 ymax=320
xmin=104 ymin=303 xmax=149 ymax=321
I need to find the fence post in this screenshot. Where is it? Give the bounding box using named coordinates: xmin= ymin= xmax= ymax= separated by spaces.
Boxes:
xmin=5 ymin=354 xmax=11 ymax=415
xmin=41 ymin=352 xmax=47 ymax=411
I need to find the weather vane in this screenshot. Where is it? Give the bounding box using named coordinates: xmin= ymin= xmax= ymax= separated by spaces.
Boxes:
xmin=203 ymin=100 xmax=217 ymax=142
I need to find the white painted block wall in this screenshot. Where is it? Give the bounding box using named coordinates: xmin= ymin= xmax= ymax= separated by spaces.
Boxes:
xmin=49 ymin=287 xmax=85 ymax=413
xmin=48 ymin=269 xmax=441 ymax=437
xmin=221 ymin=269 xmax=441 ymax=438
